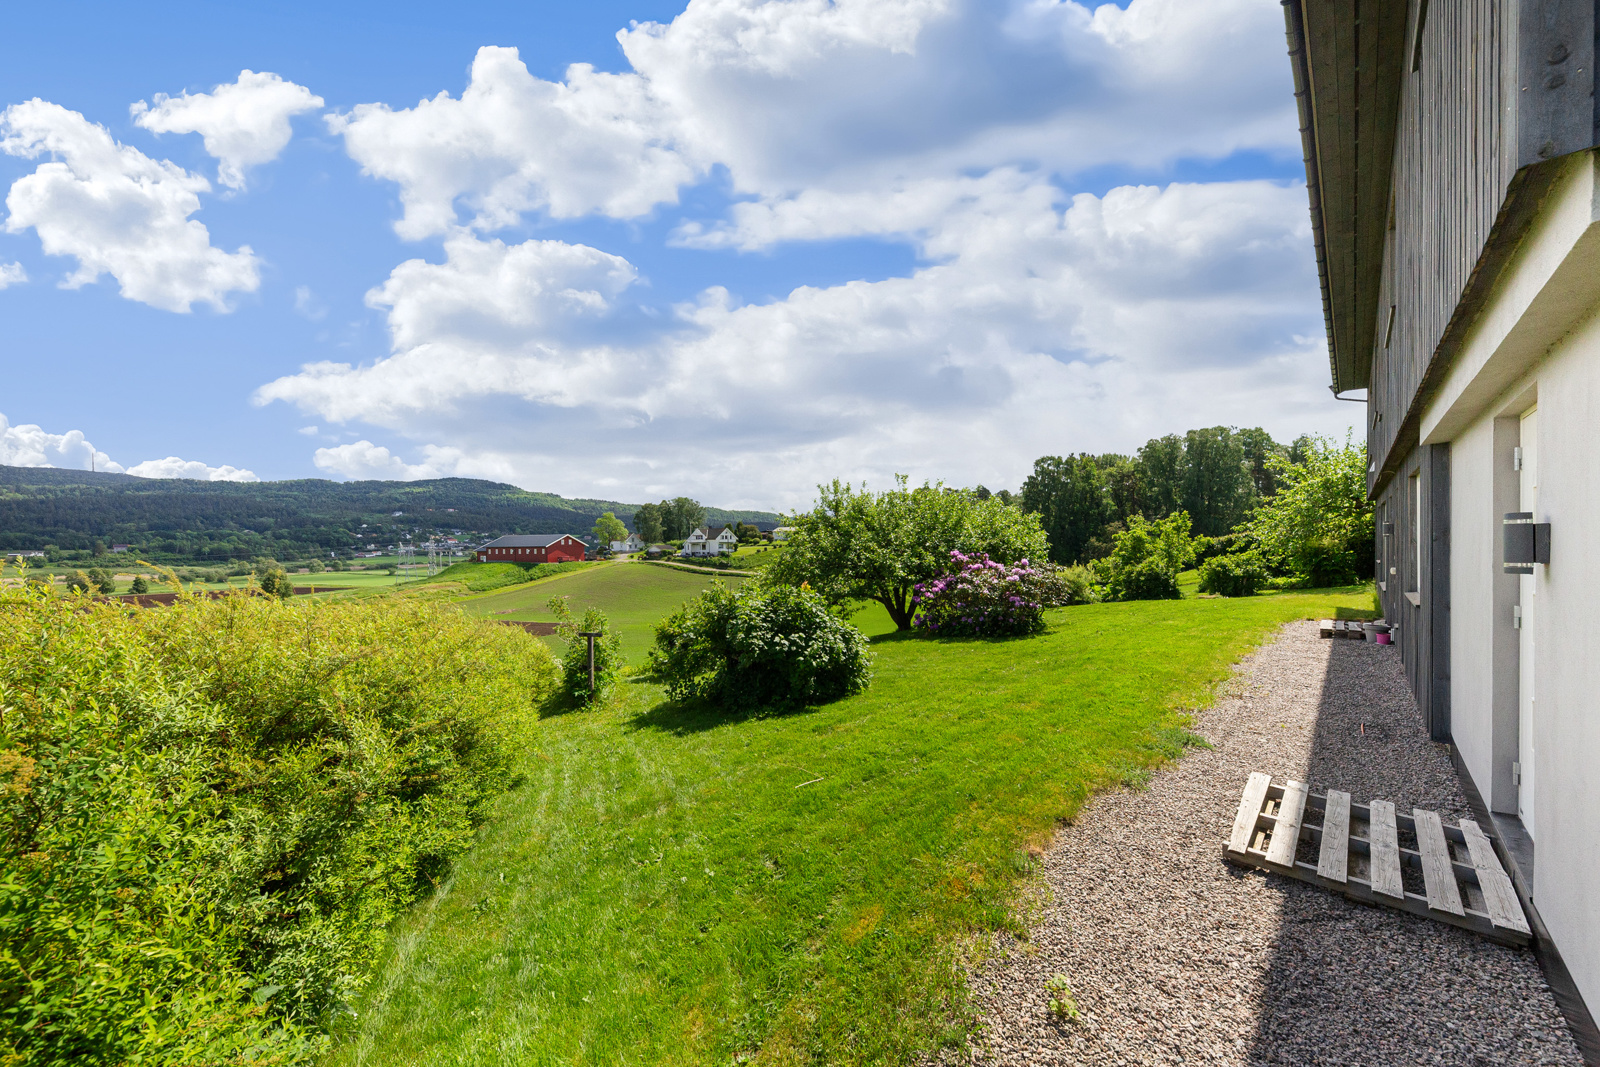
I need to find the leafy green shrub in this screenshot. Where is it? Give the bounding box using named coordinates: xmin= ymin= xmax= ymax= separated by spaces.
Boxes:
xmin=649 ymin=581 xmax=872 ymax=709
xmin=65 ymin=570 xmax=91 ymax=594
xmin=86 ymin=567 xmax=116 ymax=595
xmin=1036 ymin=562 xmax=1097 ymax=606
xmin=128 ymin=575 xmax=149 ymax=594
xmin=1197 ymin=553 xmax=1266 ymax=597
xmin=1244 ymin=435 xmax=1372 ymax=586
xmin=547 ymin=595 xmax=623 ymax=705
xmin=0 ymin=584 xmax=556 ymax=1064
xmin=1097 ymin=512 xmax=1196 ymax=602
xmin=257 ymin=567 xmax=293 ymax=599
xmin=1301 ymin=537 xmax=1362 ymax=587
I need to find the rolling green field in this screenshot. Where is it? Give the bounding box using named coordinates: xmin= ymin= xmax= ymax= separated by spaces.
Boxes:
xmin=459 ymin=561 xmax=752 ymax=659
xmin=328 ymin=581 xmax=1375 ymax=1067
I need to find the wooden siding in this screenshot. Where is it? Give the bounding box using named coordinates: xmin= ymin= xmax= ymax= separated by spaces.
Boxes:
xmin=1364 ymin=0 xmax=1595 ymax=495
xmin=1375 ymin=443 xmax=1450 ymax=739
xmin=1369 ymin=1 xmax=1516 ymax=489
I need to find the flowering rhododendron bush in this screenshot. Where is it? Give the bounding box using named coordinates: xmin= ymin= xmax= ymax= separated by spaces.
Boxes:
xmin=911 ymin=552 xmax=1049 ymax=637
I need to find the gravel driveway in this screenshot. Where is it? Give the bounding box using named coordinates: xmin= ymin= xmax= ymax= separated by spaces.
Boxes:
xmin=956 ymin=619 xmax=1582 ymax=1066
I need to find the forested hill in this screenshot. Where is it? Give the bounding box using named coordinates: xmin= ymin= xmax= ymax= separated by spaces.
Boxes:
xmin=0 ymin=466 xmax=778 ymax=562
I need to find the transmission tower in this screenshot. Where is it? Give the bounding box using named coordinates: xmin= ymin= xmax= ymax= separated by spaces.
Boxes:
xmin=398 ymin=542 xmax=415 ymax=581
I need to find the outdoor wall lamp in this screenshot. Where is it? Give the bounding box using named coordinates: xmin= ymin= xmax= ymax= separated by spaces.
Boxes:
xmin=1503 ymin=512 xmax=1550 ymax=574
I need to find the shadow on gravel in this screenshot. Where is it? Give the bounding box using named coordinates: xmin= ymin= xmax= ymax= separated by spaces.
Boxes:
xmin=1241 ymin=637 xmax=1570 ymax=1066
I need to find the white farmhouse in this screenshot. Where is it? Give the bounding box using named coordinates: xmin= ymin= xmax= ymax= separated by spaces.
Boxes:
xmin=681 ymin=525 xmax=739 ymax=557
xmin=610 ymin=533 xmax=645 ymax=553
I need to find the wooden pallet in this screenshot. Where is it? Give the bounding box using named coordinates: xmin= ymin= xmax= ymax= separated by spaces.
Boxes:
xmin=1319 ymin=619 xmax=1377 ymax=639
xmin=1224 ymin=773 xmax=1531 ymax=946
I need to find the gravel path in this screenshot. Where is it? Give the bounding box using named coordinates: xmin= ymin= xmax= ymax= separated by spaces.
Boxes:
xmin=956 ymin=619 xmax=1582 ymax=1066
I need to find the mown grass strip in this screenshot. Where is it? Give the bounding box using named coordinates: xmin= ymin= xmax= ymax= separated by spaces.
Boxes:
xmin=329 ymin=587 xmax=1373 ymax=1066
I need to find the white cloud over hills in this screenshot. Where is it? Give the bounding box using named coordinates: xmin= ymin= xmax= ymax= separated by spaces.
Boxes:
xmin=260 ymin=0 xmax=1331 ymax=505
xmin=3 ymin=0 xmax=1339 ymax=504
xmin=0 ymin=414 xmax=256 ymax=481
xmin=0 ymin=99 xmax=260 ymax=312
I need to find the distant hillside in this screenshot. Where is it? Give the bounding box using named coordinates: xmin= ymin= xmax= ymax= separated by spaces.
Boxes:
xmin=0 ymin=466 xmax=779 ymax=563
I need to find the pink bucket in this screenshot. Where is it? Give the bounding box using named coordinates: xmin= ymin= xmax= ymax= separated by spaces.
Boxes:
xmin=1376 ymin=632 xmax=1392 ymax=645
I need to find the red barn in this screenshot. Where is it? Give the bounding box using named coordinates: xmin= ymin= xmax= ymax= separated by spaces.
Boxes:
xmin=476 ymin=534 xmax=586 ymax=564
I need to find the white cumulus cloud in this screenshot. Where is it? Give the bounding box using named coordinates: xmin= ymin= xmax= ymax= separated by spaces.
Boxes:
xmin=0 ymin=413 xmax=123 ymax=472
xmin=0 ymin=99 xmax=260 ymax=312
xmin=329 ymin=45 xmax=699 ymax=239
xmin=258 ymin=176 xmax=1332 ymax=504
xmin=0 ymin=261 xmax=26 ymax=288
xmin=132 ymin=70 xmax=323 ymax=190
xmin=256 ymin=0 xmax=1346 ymax=504
xmin=312 ymin=440 xmax=445 ymax=481
xmin=124 ymin=456 xmax=259 ymax=481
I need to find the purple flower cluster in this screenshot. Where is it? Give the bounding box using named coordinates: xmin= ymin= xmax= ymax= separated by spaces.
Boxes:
xmin=911 ymin=550 xmax=1047 ymax=638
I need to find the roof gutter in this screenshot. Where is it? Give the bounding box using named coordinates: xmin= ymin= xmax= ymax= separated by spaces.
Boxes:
xmin=1282 ymin=0 xmax=1339 ymax=393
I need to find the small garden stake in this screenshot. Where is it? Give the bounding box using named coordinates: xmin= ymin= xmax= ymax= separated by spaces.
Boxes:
xmin=579 ymin=631 xmax=600 ymax=695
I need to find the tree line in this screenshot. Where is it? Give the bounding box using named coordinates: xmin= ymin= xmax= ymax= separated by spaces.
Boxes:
xmin=1013 ymin=426 xmax=1318 ymax=566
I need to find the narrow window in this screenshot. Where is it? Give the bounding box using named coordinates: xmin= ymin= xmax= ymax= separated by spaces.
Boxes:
xmin=1409 ymin=472 xmax=1422 ymax=596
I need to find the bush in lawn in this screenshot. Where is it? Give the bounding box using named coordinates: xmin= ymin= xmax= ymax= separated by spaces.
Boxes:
xmin=1097 ymin=511 xmax=1197 ymax=602
xmin=0 ymin=583 xmax=556 ymax=1064
xmin=65 ymin=570 xmax=91 ymax=594
xmin=911 ymin=552 xmax=1048 ymax=637
xmin=548 ymin=595 xmax=623 ymax=705
xmin=1243 ymin=434 xmax=1372 ymax=586
xmin=257 ymin=567 xmax=293 ymax=599
xmin=1035 ymin=562 xmax=1098 ymax=606
xmin=1197 ymin=552 xmax=1266 ymax=597
xmin=86 ymin=567 xmax=116 ymax=595
xmin=128 ymin=575 xmax=149 ymax=594
xmin=649 ymin=581 xmax=871 ymax=709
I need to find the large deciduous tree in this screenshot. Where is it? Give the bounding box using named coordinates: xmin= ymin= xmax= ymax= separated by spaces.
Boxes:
xmin=1020 ymin=454 xmax=1110 ymax=565
xmin=658 ymin=497 xmax=706 ymax=540
xmin=1246 ymin=435 xmax=1373 ymax=586
xmin=592 ymin=511 xmax=628 ymax=547
xmin=632 ymin=502 xmax=664 ymax=543
xmin=768 ymin=477 xmax=1048 ymax=630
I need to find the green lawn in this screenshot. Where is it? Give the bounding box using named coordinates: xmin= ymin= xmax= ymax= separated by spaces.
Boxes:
xmin=328 ymin=585 xmax=1373 ymax=1067
xmin=459 ymin=562 xmax=752 ymax=659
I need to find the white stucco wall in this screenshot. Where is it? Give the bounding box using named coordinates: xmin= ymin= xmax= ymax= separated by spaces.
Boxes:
xmin=1521 ymin=311 xmax=1600 ymax=1010
xmin=1424 ymin=149 xmax=1600 ymax=1013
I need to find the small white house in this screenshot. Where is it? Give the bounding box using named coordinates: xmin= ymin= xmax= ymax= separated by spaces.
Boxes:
xmin=771 ymin=527 xmax=796 ymax=542
xmin=610 ymin=533 xmax=645 ymax=553
xmin=681 ymin=525 xmax=739 ymax=557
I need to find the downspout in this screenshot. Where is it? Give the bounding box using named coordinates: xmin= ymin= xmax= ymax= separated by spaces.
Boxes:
xmin=1282 ymin=0 xmax=1339 ymax=392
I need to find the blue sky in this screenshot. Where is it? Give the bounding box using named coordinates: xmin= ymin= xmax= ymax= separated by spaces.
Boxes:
xmin=0 ymin=0 xmax=1342 ymax=508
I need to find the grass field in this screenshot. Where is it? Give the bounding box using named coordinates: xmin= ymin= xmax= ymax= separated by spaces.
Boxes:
xmin=328 ymin=582 xmax=1375 ymax=1067
xmin=460 ymin=561 xmax=752 ymax=659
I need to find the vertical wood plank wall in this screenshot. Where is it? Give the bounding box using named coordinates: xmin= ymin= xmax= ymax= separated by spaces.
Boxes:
xmin=1375 ymin=443 xmax=1450 ymax=733
xmin=1369 ymin=1 xmax=1516 ymax=491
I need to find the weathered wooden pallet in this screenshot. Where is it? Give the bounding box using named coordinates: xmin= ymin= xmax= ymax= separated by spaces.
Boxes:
xmin=1318 ymin=619 xmax=1374 ymax=639
xmin=1224 ymin=772 xmax=1531 ymax=946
